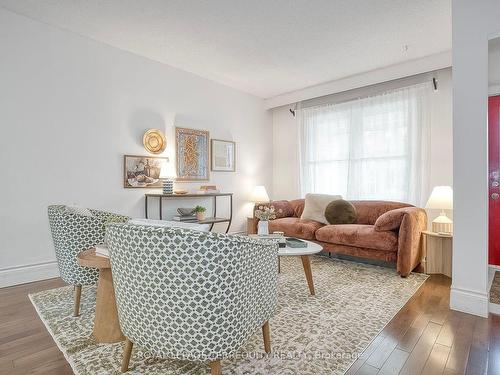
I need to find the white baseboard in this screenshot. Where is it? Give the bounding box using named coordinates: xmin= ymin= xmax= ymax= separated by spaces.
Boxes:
xmin=450 ymin=286 xmax=489 ymax=318
xmin=0 ymin=261 xmax=59 ymax=288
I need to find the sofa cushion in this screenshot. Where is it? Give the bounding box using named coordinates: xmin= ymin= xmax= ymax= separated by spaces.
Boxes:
xmin=269 ymin=217 xmax=324 ymax=240
xmin=289 ymin=199 xmax=305 ymax=218
xmin=349 ymin=201 xmax=414 ymax=225
xmin=254 ymin=200 xmax=295 ymax=219
xmin=301 ymin=193 xmax=342 ymax=224
xmin=325 ymin=199 xmax=357 ymax=224
xmin=315 ymin=224 xmax=398 ymax=252
xmin=374 ymin=208 xmax=408 ymax=231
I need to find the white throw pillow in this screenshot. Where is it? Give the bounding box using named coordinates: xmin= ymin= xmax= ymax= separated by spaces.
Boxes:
xmin=300 ymin=193 xmax=342 ymax=224
xmin=65 ymin=205 xmax=93 ymax=217
xmin=128 ymin=218 xmax=209 ymax=232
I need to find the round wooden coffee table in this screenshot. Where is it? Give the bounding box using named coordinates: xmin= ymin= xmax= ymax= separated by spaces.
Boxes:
xmin=77 ymin=249 xmax=124 ymax=343
xmin=278 ymin=240 xmax=323 ymax=296
xmin=249 ymin=235 xmax=323 ymax=295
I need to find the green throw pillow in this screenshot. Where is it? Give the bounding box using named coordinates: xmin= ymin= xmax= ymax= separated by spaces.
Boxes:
xmin=324 ymin=199 xmax=357 ymax=225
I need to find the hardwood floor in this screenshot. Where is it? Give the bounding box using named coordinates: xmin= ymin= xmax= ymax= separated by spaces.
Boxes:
xmin=0 ymin=278 xmax=69 ymax=375
xmin=0 ymin=274 xmax=497 ymax=375
xmin=347 ymin=274 xmax=497 ymax=375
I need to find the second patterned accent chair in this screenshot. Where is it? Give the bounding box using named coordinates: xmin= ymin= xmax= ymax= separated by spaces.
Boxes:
xmin=106 ymin=223 xmax=279 ymax=375
xmin=47 ymin=205 xmax=128 ymax=316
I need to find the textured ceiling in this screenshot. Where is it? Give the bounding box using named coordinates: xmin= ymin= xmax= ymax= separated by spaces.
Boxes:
xmin=0 ymin=0 xmax=452 ymax=98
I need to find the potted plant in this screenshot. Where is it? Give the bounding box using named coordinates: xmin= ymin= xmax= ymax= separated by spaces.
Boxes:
xmin=194 ymin=205 xmax=207 ymax=221
xmin=254 ymin=205 xmax=277 ymax=235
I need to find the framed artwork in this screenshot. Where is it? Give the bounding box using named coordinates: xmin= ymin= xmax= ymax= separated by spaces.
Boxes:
xmin=211 ymin=139 xmax=236 ymax=172
xmin=175 ymin=127 xmax=210 ymax=181
xmin=123 ymin=155 xmax=168 ymax=188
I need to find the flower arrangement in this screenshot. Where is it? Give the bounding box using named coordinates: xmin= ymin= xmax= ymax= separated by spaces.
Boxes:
xmin=255 ymin=205 xmax=278 ymax=221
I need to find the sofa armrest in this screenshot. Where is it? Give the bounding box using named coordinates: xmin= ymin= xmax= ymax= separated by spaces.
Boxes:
xmin=253 ymin=200 xmax=295 ymax=220
xmin=374 ymin=208 xmax=408 ymax=231
xmin=393 ymin=207 xmax=427 ymax=277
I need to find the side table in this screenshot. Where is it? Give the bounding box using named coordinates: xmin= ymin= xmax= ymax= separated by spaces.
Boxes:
xmin=77 ymin=249 xmax=125 ymax=343
xmin=247 ymin=217 xmax=257 ymax=234
xmin=421 ymin=230 xmax=452 ymax=278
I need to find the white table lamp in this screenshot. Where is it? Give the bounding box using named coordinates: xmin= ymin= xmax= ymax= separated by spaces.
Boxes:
xmin=251 ymin=185 xmax=270 ymax=203
xmin=425 ymin=186 xmax=453 ymax=234
xmin=159 ymin=161 xmax=176 ymax=195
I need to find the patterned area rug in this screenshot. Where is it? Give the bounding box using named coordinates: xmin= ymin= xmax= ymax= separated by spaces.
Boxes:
xmin=30 ymin=256 xmax=427 ymax=375
xmin=490 ymin=271 xmax=500 ymax=304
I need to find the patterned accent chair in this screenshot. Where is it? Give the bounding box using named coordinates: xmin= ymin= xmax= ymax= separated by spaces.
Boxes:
xmin=47 ymin=205 xmax=128 ymax=316
xmin=106 ymin=223 xmax=279 ymax=375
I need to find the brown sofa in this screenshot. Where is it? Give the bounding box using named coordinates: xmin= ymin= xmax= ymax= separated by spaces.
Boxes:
xmin=254 ymin=199 xmax=427 ymax=277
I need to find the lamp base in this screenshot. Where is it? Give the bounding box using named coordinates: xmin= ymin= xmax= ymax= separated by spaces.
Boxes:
xmin=162 ymin=179 xmax=174 ymax=195
xmin=432 ymin=214 xmax=453 ymax=234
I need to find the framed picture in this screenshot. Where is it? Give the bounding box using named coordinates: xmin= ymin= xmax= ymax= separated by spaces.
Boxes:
xmin=211 ymin=139 xmax=236 ymax=172
xmin=123 ymin=155 xmax=168 ymax=188
xmin=175 ymin=127 xmax=210 ymax=181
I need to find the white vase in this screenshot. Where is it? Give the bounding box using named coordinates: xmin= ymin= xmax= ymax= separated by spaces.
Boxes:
xmin=257 ymin=220 xmax=269 ymax=236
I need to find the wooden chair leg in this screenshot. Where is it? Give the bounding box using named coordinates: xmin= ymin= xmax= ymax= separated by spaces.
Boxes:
xmin=121 ymin=338 xmax=133 ymax=373
xmin=262 ymin=320 xmax=271 ymax=353
xmin=210 ymin=360 xmax=221 ymax=375
xmin=73 ymin=285 xmax=82 ymax=317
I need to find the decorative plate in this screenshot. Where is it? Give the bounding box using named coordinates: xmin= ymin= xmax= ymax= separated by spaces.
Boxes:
xmin=143 ymin=129 xmax=166 ymax=154
xmin=174 ymin=189 xmax=188 ymax=195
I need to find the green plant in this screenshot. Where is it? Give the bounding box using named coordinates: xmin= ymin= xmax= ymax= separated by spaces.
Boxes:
xmin=194 ymin=205 xmax=206 ymax=213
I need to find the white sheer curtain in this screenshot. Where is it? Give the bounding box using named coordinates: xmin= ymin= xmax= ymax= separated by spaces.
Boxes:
xmin=299 ymin=82 xmax=431 ymax=206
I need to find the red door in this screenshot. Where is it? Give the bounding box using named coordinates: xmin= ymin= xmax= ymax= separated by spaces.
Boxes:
xmin=489 ymin=96 xmax=500 ymax=265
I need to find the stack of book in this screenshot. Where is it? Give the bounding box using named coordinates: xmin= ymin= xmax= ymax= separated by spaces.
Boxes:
xmin=172 ymin=214 xmax=198 ymax=222
xmin=197 ymin=185 xmax=220 ymax=194
xmin=285 ymin=237 xmax=308 ymax=248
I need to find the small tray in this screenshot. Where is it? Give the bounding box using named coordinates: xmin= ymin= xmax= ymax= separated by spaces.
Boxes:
xmin=285 ymin=237 xmax=308 ymax=248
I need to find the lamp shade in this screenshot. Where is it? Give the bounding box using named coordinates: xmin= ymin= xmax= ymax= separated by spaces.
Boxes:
xmin=159 ymin=160 xmax=176 ymax=179
xmin=251 ymin=185 xmax=270 ymax=203
xmin=425 ymin=186 xmax=453 ymax=210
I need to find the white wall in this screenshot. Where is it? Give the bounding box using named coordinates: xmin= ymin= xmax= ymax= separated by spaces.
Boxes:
xmin=489 ymin=38 xmax=500 ymax=95
xmin=265 ymin=52 xmax=452 ymax=109
xmin=0 ymin=8 xmax=272 ymax=287
xmin=450 ymin=0 xmax=500 ymax=318
xmin=272 ymin=69 xmax=453 ymax=225
xmin=272 ymin=107 xmax=301 ymax=200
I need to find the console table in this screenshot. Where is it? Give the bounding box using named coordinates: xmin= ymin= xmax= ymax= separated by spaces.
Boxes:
xmin=144 ymin=193 xmax=233 ymax=233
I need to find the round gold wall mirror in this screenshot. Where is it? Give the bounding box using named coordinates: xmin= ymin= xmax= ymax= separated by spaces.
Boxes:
xmin=143 ymin=129 xmax=166 ymax=154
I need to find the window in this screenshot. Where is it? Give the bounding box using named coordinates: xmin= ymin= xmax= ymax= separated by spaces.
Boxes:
xmin=299 ymin=82 xmax=431 ymax=205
